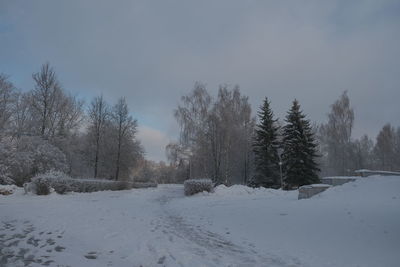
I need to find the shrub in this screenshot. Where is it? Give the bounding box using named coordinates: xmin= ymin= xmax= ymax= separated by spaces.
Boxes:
xmin=23 ymin=182 xmax=37 ymax=194
xmin=33 ymin=177 xmax=51 ymax=195
xmin=0 ymin=176 xmax=15 ymax=185
xmin=0 ymin=137 xmax=68 ymax=186
xmin=30 ymin=171 xmax=134 ymax=194
xmin=184 ymin=179 xmax=213 ymax=196
xmin=0 ymin=163 xmax=15 ymax=185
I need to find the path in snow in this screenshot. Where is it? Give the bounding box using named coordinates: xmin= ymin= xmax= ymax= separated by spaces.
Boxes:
xmin=152 ymin=186 xmax=300 ymax=267
xmin=0 ymin=185 xmax=299 ymax=267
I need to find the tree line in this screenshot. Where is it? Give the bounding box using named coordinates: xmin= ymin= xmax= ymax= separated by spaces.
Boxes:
xmin=0 ymin=63 xmax=143 ymax=186
xmin=318 ymin=91 xmax=400 ymax=176
xmin=1 ymin=65 xmax=399 ymax=188
xmin=164 ymin=84 xmax=400 ymax=188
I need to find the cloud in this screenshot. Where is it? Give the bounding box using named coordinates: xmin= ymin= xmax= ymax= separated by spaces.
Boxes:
xmin=1 ymin=0 xmax=399 ymax=158
xmin=137 ymin=125 xmax=171 ymax=162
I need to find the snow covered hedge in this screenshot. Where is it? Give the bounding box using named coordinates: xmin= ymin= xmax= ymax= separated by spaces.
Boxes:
xmin=184 ymin=179 xmax=213 ymax=196
xmin=29 ymin=171 xmax=132 ymax=195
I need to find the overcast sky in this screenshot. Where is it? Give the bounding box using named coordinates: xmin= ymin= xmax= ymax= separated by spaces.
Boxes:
xmin=1 ymin=0 xmax=399 ymax=161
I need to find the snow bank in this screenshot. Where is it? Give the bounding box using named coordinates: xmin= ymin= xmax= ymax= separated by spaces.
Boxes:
xmin=184 ymin=179 xmax=213 ymax=196
xmin=170 ymin=175 xmax=400 ymax=267
xmin=213 ymin=184 xmax=276 ymax=196
xmin=0 ymin=184 xmax=18 ymax=195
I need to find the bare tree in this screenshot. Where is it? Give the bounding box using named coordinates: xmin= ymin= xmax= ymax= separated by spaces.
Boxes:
xmin=87 ymin=95 xmax=109 ymax=178
xmin=351 ymin=134 xmax=374 ymax=170
xmin=10 ymin=92 xmax=32 ymax=139
xmin=31 ymin=63 xmax=62 ymax=137
xmin=111 ymin=97 xmax=138 ymax=180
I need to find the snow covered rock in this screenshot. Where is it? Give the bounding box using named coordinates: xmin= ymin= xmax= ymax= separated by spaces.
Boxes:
xmin=298 ymin=184 xmax=331 ymax=199
xmin=0 ymin=185 xmax=14 ymax=195
xmin=184 ymin=179 xmax=213 ymax=196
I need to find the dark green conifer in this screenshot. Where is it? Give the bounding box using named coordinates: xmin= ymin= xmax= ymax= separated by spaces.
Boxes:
xmin=282 ymin=100 xmax=320 ymax=189
xmin=252 ymin=97 xmax=281 ymax=188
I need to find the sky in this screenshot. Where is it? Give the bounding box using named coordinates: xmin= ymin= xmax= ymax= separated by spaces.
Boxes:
xmin=1 ymin=0 xmax=399 ymax=161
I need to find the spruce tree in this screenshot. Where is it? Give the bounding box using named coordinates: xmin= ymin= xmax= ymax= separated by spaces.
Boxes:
xmin=282 ymin=100 xmax=320 ymax=189
xmin=252 ymin=97 xmax=281 ymax=188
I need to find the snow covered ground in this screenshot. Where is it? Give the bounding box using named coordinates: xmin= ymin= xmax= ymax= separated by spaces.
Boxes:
xmin=1 ymin=176 xmax=399 ymax=267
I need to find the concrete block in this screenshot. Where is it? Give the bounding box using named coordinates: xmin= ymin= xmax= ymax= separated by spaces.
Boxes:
xmin=298 ymin=184 xmax=331 ymax=199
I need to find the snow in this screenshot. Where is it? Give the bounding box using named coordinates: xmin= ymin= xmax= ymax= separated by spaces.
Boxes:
xmin=1 ymin=176 xmax=400 ymax=267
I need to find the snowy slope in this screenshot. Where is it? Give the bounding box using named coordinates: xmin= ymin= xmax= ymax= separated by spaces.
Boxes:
xmin=1 ymin=176 xmax=399 ymax=267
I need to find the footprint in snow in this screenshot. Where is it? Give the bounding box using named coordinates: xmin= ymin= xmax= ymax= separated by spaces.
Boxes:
xmin=157 ymin=255 xmax=166 ymax=264
xmin=84 ymin=251 xmax=98 ymax=259
xmin=54 ymin=245 xmax=66 ymax=252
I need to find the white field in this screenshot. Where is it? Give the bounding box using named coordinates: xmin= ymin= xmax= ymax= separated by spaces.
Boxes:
xmin=1 ymin=176 xmax=399 ymax=267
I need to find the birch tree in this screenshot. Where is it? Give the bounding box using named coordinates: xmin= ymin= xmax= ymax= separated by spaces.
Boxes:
xmin=320 ymin=91 xmax=354 ymax=175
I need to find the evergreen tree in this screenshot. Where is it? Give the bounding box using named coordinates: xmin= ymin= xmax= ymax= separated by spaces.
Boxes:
xmin=252 ymin=97 xmax=281 ymax=188
xmin=282 ymin=100 xmax=320 ymax=189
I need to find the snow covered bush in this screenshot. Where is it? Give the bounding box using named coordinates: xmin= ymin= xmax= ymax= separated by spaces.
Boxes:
xmin=184 ymin=179 xmax=213 ymax=196
xmin=32 ymin=177 xmax=51 ymax=195
xmin=24 ymin=182 xmax=37 ymax=194
xmin=0 ymin=175 xmax=15 ymax=185
xmin=30 ymin=170 xmax=132 ymax=194
xmin=0 ymin=137 xmax=69 ymax=186
xmin=0 ymin=163 xmax=15 ymax=185
xmin=41 ymin=171 xmax=70 ymax=194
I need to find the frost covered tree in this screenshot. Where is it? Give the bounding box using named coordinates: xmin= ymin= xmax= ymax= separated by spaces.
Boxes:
xmin=0 ymin=65 xmax=145 ymax=183
xmin=282 ymin=100 xmax=320 ymax=189
xmin=319 ymin=91 xmax=354 ymax=175
xmin=0 ymin=74 xmax=17 ymax=137
xmin=174 ymin=83 xmax=213 ymax=179
xmin=252 ymin=97 xmax=280 ymax=188
xmin=374 ymin=124 xmax=396 ymax=171
xmin=172 ymin=83 xmax=254 ymax=185
xmin=350 ymin=134 xmax=374 ymax=171
xmin=0 ymin=136 xmax=68 ymax=186
xmin=210 ymin=86 xmax=254 ymax=184
xmin=394 ymin=127 xmax=400 ymax=170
